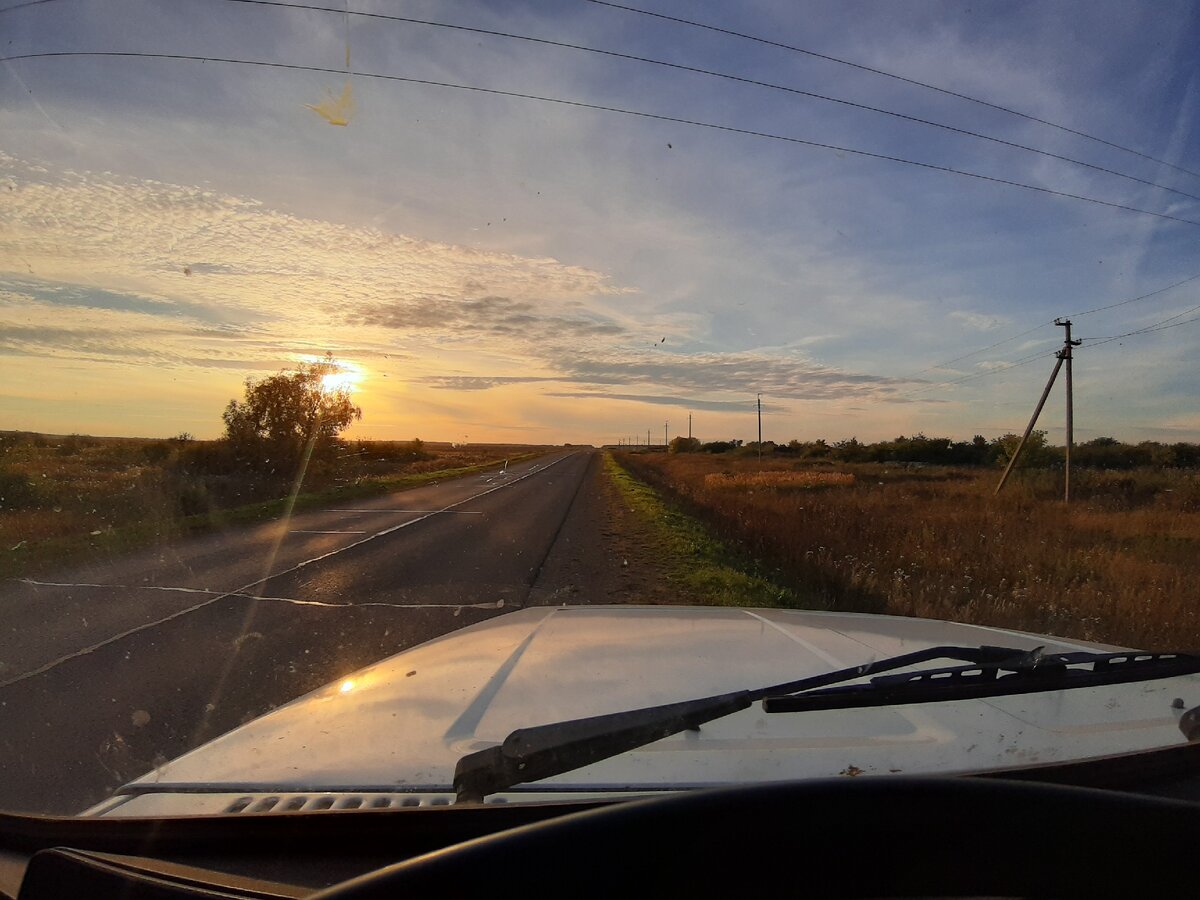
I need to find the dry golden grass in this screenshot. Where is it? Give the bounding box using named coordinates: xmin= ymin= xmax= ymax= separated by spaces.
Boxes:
xmin=704 ymin=471 xmax=855 ymax=490
xmin=617 ymin=451 xmax=1200 ymax=649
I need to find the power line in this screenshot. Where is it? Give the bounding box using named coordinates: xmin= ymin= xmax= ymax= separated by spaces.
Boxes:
xmin=587 ymin=0 xmax=1200 ymax=181
xmin=903 ymin=269 xmax=1200 ymax=381
xmin=906 ymin=347 xmax=1056 ymax=397
xmin=197 ymin=0 xmax=1200 ymax=204
xmin=1065 ymin=271 xmax=1200 ymax=318
xmin=1083 ymin=301 xmax=1200 ymax=347
xmin=5 ymin=50 xmax=1199 ymax=230
xmin=902 ymin=323 xmax=1053 ymax=381
xmin=0 ymin=0 xmax=56 ymax=11
xmin=907 ymin=297 xmax=1200 ymax=399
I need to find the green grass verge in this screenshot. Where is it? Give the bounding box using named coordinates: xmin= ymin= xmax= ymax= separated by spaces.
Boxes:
xmin=603 ymin=452 xmax=808 ymax=609
xmin=3 ymin=451 xmax=547 ymax=580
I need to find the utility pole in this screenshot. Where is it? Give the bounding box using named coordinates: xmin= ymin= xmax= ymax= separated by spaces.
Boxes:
xmin=1058 ymin=318 xmax=1080 ymax=504
xmin=688 ymin=413 xmax=692 ymax=441
xmin=664 ymin=420 xmax=669 ymax=449
xmin=757 ymin=393 xmax=763 ymax=461
xmin=647 ymin=428 xmax=650 ymax=448
xmin=995 ymin=320 xmax=1080 ymax=500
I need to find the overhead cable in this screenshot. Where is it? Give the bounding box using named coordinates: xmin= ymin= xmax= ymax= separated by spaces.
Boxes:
xmin=587 ymin=0 xmax=1200 ymax=181
xmin=5 ymin=50 xmax=1199 ymax=230
xmin=205 ymin=0 xmax=1200 ymax=203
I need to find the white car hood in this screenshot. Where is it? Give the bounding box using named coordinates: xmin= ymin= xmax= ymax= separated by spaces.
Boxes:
xmin=94 ymin=605 xmax=1199 ymax=816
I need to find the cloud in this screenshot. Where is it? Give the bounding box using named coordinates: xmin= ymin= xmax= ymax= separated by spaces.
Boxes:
xmin=546 ymin=391 xmax=785 ymax=413
xmin=950 ymin=311 xmax=1008 ymax=331
xmin=550 ymin=349 xmax=912 ymax=400
xmin=423 ymin=375 xmax=567 ymax=391
xmin=0 ymin=152 xmax=629 ymax=321
xmin=353 ymin=294 xmax=627 ymax=344
xmin=0 ymin=151 xmax=634 ymax=374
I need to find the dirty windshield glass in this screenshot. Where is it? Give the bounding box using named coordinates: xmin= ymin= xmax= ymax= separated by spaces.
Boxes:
xmin=1 ymin=0 xmax=1198 ymax=816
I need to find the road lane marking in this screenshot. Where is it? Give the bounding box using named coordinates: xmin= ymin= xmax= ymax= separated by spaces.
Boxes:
xmin=289 ymin=529 xmax=368 ymax=534
xmin=329 ymin=509 xmax=483 ymax=515
xmin=14 ymin=580 xmax=505 ymax=611
xmin=0 ymin=452 xmax=575 ymax=689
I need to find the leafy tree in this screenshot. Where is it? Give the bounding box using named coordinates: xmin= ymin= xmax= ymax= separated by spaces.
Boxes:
xmin=991 ymin=430 xmax=1058 ymax=468
xmin=222 ymin=353 xmax=361 ymax=472
xmin=669 ymin=436 xmax=702 ymax=453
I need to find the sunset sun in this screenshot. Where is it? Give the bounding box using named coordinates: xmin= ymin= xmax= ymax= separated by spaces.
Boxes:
xmin=319 ymin=364 xmax=364 ymax=395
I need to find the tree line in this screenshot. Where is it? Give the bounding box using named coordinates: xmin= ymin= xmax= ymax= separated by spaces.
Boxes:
xmin=667 ymin=432 xmax=1200 ymax=469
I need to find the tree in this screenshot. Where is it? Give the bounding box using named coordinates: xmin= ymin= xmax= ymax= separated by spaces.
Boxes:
xmin=669 ymin=436 xmax=701 ymax=453
xmin=991 ymin=430 xmax=1057 ymax=468
xmin=222 ymin=354 xmax=361 ymax=472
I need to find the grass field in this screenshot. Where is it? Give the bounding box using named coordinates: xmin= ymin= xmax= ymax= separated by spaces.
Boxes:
xmin=614 ymin=451 xmax=1200 ymax=649
xmin=0 ymin=432 xmax=550 ymax=578
xmin=603 ymin=453 xmax=798 ymax=608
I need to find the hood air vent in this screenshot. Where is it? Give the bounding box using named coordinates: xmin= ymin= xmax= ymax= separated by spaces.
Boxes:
xmin=223 ymin=792 xmax=494 ymax=813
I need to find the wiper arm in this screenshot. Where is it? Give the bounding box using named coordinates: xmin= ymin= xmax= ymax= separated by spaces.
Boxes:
xmin=454 ymin=691 xmax=751 ymax=803
xmin=453 ymin=644 xmax=1025 ymax=803
xmin=763 ymin=650 xmax=1200 ymax=713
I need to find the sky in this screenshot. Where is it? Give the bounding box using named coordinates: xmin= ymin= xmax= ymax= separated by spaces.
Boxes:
xmin=1 ymin=0 xmax=1198 ymax=446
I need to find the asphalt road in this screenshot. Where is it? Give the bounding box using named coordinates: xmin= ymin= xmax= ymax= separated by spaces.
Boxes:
xmin=0 ymin=450 xmax=598 ymax=814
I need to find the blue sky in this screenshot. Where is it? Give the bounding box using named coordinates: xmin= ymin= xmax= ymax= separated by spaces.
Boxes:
xmin=1 ymin=0 xmax=1198 ymax=444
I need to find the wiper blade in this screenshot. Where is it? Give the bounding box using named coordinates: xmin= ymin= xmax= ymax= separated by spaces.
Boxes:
xmin=453 ymin=644 xmax=1026 ymax=802
xmin=763 ymin=650 xmax=1200 ymax=713
xmin=454 ymin=691 xmax=751 ymax=804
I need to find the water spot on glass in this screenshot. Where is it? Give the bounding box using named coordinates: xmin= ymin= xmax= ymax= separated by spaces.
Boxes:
xmin=306 ymin=82 xmax=355 ymax=126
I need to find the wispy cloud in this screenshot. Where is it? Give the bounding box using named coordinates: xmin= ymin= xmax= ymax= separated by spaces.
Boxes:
xmin=950 ymin=311 xmax=1008 ymax=332
xmin=546 ymin=391 xmax=785 ymax=413
xmin=423 ymin=375 xmax=568 ymax=391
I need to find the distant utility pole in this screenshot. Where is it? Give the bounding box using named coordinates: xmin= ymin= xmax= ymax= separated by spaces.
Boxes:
xmin=688 ymin=413 xmax=692 ymax=440
xmin=995 ymin=319 xmax=1081 ymax=502
xmin=647 ymin=428 xmax=651 ymax=447
xmin=664 ymin=420 xmax=669 ymax=448
xmin=1061 ymin=318 xmax=1078 ymax=504
xmin=757 ymin=393 xmax=763 ymax=461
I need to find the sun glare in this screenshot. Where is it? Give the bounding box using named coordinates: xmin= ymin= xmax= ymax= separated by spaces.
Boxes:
xmin=321 ymin=370 xmax=359 ymax=394
xmin=314 ymin=358 xmax=365 ymax=395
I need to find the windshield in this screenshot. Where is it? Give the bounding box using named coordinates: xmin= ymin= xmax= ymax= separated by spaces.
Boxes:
xmin=1 ymin=0 xmax=1198 ymax=817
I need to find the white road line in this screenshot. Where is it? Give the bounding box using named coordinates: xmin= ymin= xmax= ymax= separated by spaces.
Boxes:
xmin=0 ymin=452 xmax=574 ymax=689
xmin=15 ymin=580 xmax=505 ymax=611
xmin=289 ymin=530 xmax=368 ymax=534
xmin=329 ymin=510 xmax=483 ymax=515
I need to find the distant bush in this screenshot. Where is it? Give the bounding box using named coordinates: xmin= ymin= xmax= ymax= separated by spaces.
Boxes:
xmin=0 ymin=469 xmax=38 ymax=510
xmin=175 ymin=482 xmax=213 ymax=517
xmin=141 ymin=441 xmax=173 ymax=464
xmin=56 ymin=433 xmax=97 ymax=456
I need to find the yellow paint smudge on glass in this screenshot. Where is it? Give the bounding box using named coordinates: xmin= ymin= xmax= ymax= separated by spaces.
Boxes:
xmin=306 ymin=81 xmax=355 ymax=127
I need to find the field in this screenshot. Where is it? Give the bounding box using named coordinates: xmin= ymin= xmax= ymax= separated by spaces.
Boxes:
xmin=614 ymin=451 xmax=1200 ymax=649
xmin=0 ymin=432 xmax=549 ymax=578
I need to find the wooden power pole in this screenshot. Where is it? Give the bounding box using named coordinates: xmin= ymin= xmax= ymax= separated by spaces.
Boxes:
xmin=757 ymin=393 xmax=763 ymax=461
xmin=1059 ymin=318 xmax=1080 ymax=503
xmin=994 ymin=319 xmax=1080 ymax=501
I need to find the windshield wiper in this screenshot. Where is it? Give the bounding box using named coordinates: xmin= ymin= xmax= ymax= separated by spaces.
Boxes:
xmin=453 ymin=644 xmax=1028 ymax=802
xmin=453 ymin=646 xmax=1200 ymax=802
xmin=454 ymin=690 xmax=752 ymax=803
xmin=761 ymin=649 xmax=1200 ymax=712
